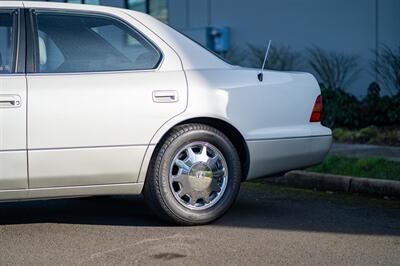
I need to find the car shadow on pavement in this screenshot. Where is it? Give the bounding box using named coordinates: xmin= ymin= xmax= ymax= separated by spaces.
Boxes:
xmin=0 ymin=186 xmax=400 ymax=236
xmin=0 ymin=195 xmax=167 ymax=227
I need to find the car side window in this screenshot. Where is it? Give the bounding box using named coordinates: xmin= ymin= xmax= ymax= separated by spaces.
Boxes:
xmin=0 ymin=12 xmax=16 ymax=74
xmin=35 ymin=12 xmax=161 ymax=73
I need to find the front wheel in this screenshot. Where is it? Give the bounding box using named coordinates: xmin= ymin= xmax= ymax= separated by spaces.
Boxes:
xmin=144 ymin=124 xmax=242 ymax=225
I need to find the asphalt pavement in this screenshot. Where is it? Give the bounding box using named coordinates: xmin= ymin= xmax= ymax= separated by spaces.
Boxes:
xmin=0 ymin=182 xmax=399 ymax=266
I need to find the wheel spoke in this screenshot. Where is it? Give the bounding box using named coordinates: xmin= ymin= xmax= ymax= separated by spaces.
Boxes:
xmin=172 ymin=173 xmax=185 ymax=183
xmin=213 ymin=168 xmax=226 ymax=178
xmin=198 ymin=145 xmax=209 ymax=162
xmin=185 ymin=147 xmax=197 ymax=166
xmin=210 ymin=178 xmax=222 ymax=193
xmin=177 ymin=189 xmax=187 ymax=198
xmin=187 ymin=195 xmax=195 ymax=206
xmin=202 ymin=196 xmax=212 ymax=204
xmin=175 ymin=159 xmax=190 ymax=174
xmin=177 ymin=184 xmax=192 ymax=198
xmin=207 ymin=154 xmax=220 ymax=170
xmin=188 ymin=191 xmax=202 ymax=205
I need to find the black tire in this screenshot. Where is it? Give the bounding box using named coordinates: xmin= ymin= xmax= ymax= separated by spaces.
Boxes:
xmin=143 ymin=123 xmax=242 ymax=225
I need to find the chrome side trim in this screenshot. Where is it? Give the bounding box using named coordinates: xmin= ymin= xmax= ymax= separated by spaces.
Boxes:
xmin=246 ymin=134 xmax=332 ymax=142
xmin=1 ymin=144 xmax=149 ymax=152
xmin=27 ymin=143 xmax=148 ymax=151
xmin=0 ymin=182 xmax=144 ymax=201
xmin=0 ymin=149 xmax=26 ymax=153
xmin=25 ymin=67 xmax=164 ymax=77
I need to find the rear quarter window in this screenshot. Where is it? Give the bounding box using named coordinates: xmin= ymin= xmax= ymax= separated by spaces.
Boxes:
xmin=35 ymin=12 xmax=161 ymax=73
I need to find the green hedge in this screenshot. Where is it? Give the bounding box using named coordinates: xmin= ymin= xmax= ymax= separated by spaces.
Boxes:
xmin=321 ymin=82 xmax=400 ymax=129
xmin=333 ymin=127 xmax=400 ymax=146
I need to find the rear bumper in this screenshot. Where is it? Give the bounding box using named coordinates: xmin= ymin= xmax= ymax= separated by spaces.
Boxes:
xmin=245 ymin=135 xmax=332 ymax=180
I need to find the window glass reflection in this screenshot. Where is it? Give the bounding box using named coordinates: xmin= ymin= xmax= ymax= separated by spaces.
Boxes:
xmin=36 ymin=13 xmax=161 ymax=73
xmin=84 ymin=0 xmax=100 ymax=5
xmin=126 ymin=0 xmax=168 ymax=23
xmin=126 ymin=0 xmax=147 ymax=13
xmin=150 ymin=0 xmax=168 ymax=23
xmin=66 ymin=0 xmax=82 ymax=4
xmin=0 ymin=13 xmax=15 ymax=74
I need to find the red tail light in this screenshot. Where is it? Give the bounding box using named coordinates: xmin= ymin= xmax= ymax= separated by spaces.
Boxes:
xmin=310 ymin=95 xmax=322 ymax=122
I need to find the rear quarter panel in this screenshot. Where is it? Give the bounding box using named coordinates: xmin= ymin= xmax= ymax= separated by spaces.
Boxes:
xmin=182 ymin=68 xmax=324 ymax=140
xmin=141 ymin=68 xmax=332 ymax=181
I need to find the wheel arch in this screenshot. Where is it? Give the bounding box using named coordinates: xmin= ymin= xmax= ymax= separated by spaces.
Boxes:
xmin=140 ymin=117 xmax=250 ymax=183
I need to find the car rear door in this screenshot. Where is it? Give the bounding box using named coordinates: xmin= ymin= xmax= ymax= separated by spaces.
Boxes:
xmin=0 ymin=7 xmax=28 ymax=192
xmin=25 ymin=8 xmax=187 ymax=188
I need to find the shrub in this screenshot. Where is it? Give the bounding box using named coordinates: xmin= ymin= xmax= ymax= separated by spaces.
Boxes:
xmin=374 ymin=129 xmax=400 ymax=146
xmin=333 ymin=127 xmax=400 ymax=146
xmin=321 ymin=87 xmax=362 ymax=128
xmin=333 ymin=128 xmax=355 ymax=142
xmin=321 ymin=83 xmax=400 ymax=129
xmin=356 ymin=126 xmax=379 ymax=142
xmin=307 ymin=46 xmax=361 ymax=90
xmin=360 ymin=82 xmax=400 ymax=127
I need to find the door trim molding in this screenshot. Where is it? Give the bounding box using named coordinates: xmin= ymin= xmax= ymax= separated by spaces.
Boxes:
xmin=0 ymin=182 xmax=144 ymax=201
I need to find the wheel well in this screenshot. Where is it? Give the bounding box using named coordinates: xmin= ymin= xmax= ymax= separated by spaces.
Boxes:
xmin=169 ymin=118 xmax=250 ymax=180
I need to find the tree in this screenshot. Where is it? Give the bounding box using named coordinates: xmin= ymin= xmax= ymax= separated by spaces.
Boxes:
xmin=371 ymin=45 xmax=400 ymax=95
xmin=247 ymin=43 xmax=301 ymax=71
xmin=307 ymin=46 xmax=361 ymax=90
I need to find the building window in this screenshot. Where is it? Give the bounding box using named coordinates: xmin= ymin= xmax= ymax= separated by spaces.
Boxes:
xmin=83 ymin=0 xmax=100 ymax=5
xmin=126 ymin=0 xmax=168 ymax=23
xmin=46 ymin=0 xmax=168 ymax=23
xmin=126 ymin=0 xmax=147 ymax=13
xmin=64 ymin=0 xmax=100 ymax=4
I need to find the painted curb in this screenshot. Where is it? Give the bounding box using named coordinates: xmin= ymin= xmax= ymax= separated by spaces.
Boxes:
xmin=265 ymin=170 xmax=400 ymax=198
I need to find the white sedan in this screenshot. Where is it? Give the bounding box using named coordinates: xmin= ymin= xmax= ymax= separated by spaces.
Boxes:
xmin=0 ymin=1 xmax=331 ymax=225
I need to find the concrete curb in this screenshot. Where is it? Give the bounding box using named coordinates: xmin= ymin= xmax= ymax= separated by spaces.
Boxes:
xmin=265 ymin=170 xmax=400 ymax=198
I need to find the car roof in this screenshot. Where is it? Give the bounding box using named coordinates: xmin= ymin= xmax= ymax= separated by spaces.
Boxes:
xmin=0 ymin=1 xmax=141 ymax=16
xmin=0 ymin=1 xmax=23 ymax=8
xmin=22 ymin=1 xmax=134 ymax=14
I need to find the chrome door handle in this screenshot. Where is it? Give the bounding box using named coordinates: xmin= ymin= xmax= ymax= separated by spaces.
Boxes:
xmin=152 ymin=90 xmax=178 ymax=103
xmin=0 ymin=95 xmax=21 ymax=108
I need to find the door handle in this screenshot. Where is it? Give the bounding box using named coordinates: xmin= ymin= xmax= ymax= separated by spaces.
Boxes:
xmin=0 ymin=95 xmax=21 ymax=108
xmin=152 ymin=90 xmax=178 ymax=103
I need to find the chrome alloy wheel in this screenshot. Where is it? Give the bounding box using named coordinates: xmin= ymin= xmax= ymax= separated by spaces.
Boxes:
xmin=169 ymin=141 xmax=228 ymax=210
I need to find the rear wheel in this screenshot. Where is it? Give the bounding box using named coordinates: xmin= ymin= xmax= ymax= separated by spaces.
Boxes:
xmin=144 ymin=124 xmax=241 ymax=225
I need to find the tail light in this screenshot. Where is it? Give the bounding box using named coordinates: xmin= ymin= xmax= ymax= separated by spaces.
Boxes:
xmin=310 ymin=95 xmax=322 ymax=122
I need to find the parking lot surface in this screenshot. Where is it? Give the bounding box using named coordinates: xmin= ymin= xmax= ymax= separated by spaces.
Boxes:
xmin=0 ymin=182 xmax=399 ymax=265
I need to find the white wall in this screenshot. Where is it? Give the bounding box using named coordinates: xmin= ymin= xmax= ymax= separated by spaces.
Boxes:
xmin=169 ymin=0 xmax=400 ymax=96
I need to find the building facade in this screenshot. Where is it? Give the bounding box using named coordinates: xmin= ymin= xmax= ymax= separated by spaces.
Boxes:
xmin=26 ymin=0 xmax=400 ymax=95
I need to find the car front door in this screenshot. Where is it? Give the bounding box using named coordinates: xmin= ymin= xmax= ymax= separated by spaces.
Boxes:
xmin=0 ymin=7 xmax=28 ymax=193
xmin=26 ymin=9 xmax=187 ymax=188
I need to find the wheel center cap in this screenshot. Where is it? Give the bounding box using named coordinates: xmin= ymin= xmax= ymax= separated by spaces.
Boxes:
xmin=188 ymin=163 xmax=213 ymax=191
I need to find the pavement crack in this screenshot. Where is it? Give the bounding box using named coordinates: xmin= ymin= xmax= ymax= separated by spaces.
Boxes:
xmin=79 ymin=233 xmax=200 ymax=265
